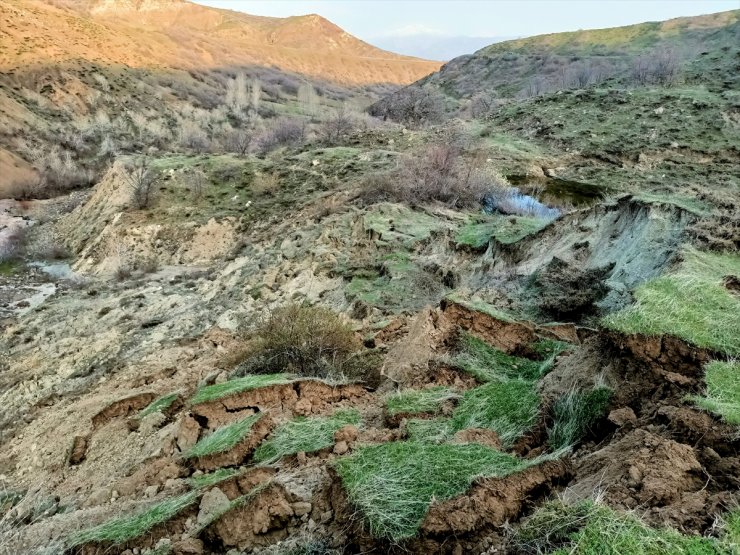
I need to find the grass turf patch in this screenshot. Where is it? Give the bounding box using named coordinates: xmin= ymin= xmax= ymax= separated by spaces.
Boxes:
xmin=454 ymin=333 xmax=553 ymax=382
xmin=515 ymin=499 xmax=724 ymax=554
xmin=548 ymin=387 xmax=612 ymax=450
xmin=334 ymin=441 xmax=528 ymax=541
xmin=68 ymin=491 xmax=199 ymax=547
xmin=455 ymin=215 xmax=550 ymax=247
xmin=385 ymin=387 xmax=457 ymax=417
xmin=405 ymin=418 xmax=453 ymax=443
xmin=184 ymin=413 xmax=262 ymax=459
xmin=138 ymin=392 xmax=180 ymax=418
xmin=450 ymin=380 xmax=540 ymax=447
xmin=190 ymin=373 xmax=295 ymax=405
xmin=689 ymin=360 xmax=740 ymax=426
xmin=187 ymin=468 xmax=239 ymax=489
xmin=603 ymin=248 xmax=740 ymax=356
xmin=445 ymin=293 xmax=518 ymax=323
xmin=253 ymin=409 xmax=360 ymax=463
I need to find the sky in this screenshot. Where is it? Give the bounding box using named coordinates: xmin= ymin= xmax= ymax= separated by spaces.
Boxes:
xmin=196 ymin=1 xmax=738 ymax=40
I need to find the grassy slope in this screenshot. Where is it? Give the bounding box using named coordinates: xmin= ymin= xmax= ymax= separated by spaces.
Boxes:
xmin=603 ymin=248 xmax=740 ymax=356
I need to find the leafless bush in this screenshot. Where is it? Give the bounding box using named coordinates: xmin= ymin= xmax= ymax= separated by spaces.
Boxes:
xmin=224 ymin=128 xmax=252 ymax=156
xmin=254 ymin=118 xmax=306 ymax=156
xmin=179 ymin=120 xmax=210 ymax=153
xmin=123 ymin=156 xmax=161 ymax=209
xmin=29 ymin=147 xmax=95 ymax=195
xmin=317 ymin=108 xmax=357 ymax=145
xmin=362 ymin=144 xmax=497 ymax=209
xmin=469 ymin=92 xmax=498 ymax=118
xmin=252 ymin=172 xmax=280 ymax=196
xmin=631 ymin=48 xmax=682 ymax=86
xmin=186 ymin=168 xmax=208 ymax=198
xmin=369 ymin=87 xmax=447 ymax=127
xmin=0 ymin=227 xmax=27 ymax=262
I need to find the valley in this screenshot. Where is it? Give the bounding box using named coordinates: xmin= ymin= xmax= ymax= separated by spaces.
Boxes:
xmin=0 ymin=2 xmax=738 ymax=555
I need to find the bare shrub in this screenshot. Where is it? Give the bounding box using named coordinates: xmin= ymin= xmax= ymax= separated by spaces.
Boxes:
xmin=631 ymin=48 xmax=682 ymax=86
xmin=186 ymin=168 xmax=208 ymax=198
xmin=123 ymin=156 xmax=161 ymax=209
xmin=179 ymin=120 xmax=210 ymax=153
xmin=317 ymin=108 xmax=356 ymax=145
xmin=254 ymin=118 xmax=306 ymax=156
xmin=224 ymin=128 xmax=252 ymax=156
xmin=29 ymin=147 xmax=95 ymax=195
xmin=0 ymin=227 xmax=27 ymax=262
xmin=369 ymin=87 xmax=447 ymax=127
xmin=232 ymin=303 xmax=360 ymax=378
xmin=297 ymin=82 xmax=319 ymax=117
xmin=252 ymin=172 xmax=280 ymax=196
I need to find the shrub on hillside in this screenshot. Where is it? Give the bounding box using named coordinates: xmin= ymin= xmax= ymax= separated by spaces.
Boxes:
xmin=232 ymin=303 xmax=360 ymax=379
xmin=361 ymin=144 xmax=498 ymax=209
xmin=123 ymin=156 xmax=161 ymax=209
xmin=369 ymin=87 xmax=447 ymax=127
xmin=317 ymin=108 xmax=357 ymax=146
xmin=254 ymin=118 xmax=306 ymax=156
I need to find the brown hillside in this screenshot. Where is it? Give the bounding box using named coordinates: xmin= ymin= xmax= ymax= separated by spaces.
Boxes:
xmin=0 ymin=0 xmax=440 ymax=85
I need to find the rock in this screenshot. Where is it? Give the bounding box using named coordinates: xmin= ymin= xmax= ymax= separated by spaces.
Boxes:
xmin=334 ymin=425 xmax=359 ymax=444
xmin=84 ymin=488 xmax=110 ymax=508
xmin=176 ymin=415 xmax=201 ymax=452
xmin=291 ymin=501 xmax=312 ymax=516
xmin=654 ymin=106 xmax=664 ymax=115
xmin=608 ymin=407 xmax=637 ymax=427
xmin=197 ymin=487 xmax=230 ymax=526
xmin=66 ymin=435 xmax=89 ymax=466
xmin=173 ymin=538 xmax=204 ymax=554
xmin=144 ymin=485 xmax=159 ymax=498
xmin=333 ymin=441 xmax=349 ymax=455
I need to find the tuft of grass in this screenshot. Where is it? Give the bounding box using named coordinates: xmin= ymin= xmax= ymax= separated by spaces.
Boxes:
xmin=138 ymin=392 xmax=179 ymax=418
xmin=190 ymin=373 xmax=295 ymax=405
xmin=548 ymin=387 xmax=612 ymax=450
xmin=450 ymin=380 xmax=540 ymax=447
xmin=445 ymin=293 xmax=518 ymax=323
xmin=603 ymin=248 xmax=740 ymax=356
xmin=385 ymin=387 xmax=457 ymax=417
xmin=454 ymin=333 xmax=552 ymax=382
xmin=68 ymin=491 xmax=199 ymax=547
xmin=185 ymin=413 xmax=262 ymax=459
xmin=689 ymin=360 xmax=740 ymax=426
xmin=187 ymin=468 xmax=239 ymax=489
xmin=335 ymin=441 xmax=528 ymax=541
xmin=253 ymin=409 xmax=360 ymax=463
xmin=635 ymin=192 xmax=711 ymax=216
xmin=193 ymin=482 xmax=270 ymax=533
xmin=720 ymin=508 xmax=740 ymax=553
xmin=515 ymin=498 xmax=724 ymax=554
xmin=405 ymin=418 xmax=453 ymax=443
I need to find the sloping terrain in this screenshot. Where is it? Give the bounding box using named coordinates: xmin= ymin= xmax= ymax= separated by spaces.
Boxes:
xmin=0 ymin=8 xmax=739 ymax=555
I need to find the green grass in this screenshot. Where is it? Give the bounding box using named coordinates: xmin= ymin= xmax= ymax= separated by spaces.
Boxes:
xmin=445 ymin=293 xmax=518 ymax=323
xmin=603 ymin=249 xmax=740 ymax=356
xmin=185 ymin=413 xmax=262 ymax=459
xmin=515 ymin=499 xmax=725 ymax=554
xmin=721 ymin=508 xmax=740 ymax=554
xmin=253 ymin=409 xmax=360 ymax=463
xmin=454 ymin=333 xmax=552 ymax=382
xmin=335 ymin=441 xmax=528 ymax=541
xmin=193 ymin=482 xmax=270 ymax=533
xmin=138 ymin=392 xmax=180 ymax=418
xmin=690 ymin=360 xmax=740 ymax=426
xmin=187 ymin=468 xmax=239 ymax=489
xmin=0 ymin=260 xmax=19 ymax=275
xmin=450 ymin=380 xmax=541 ymax=447
xmin=548 ymin=387 xmax=612 ymax=450
xmin=635 ymin=192 xmax=711 ymax=216
xmin=68 ymin=491 xmax=199 ymax=547
xmin=456 ymin=215 xmax=551 ymax=248
xmin=385 ymin=387 xmax=457 ymax=417
xmin=405 ymin=418 xmax=453 ymax=443
xmin=190 ymin=373 xmax=295 ymax=405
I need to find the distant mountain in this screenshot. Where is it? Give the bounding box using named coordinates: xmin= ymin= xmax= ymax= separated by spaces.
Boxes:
xmin=0 ymin=0 xmax=441 ymax=86
xmin=409 ymin=10 xmax=739 ymax=98
xmin=370 ymin=34 xmax=515 ymax=62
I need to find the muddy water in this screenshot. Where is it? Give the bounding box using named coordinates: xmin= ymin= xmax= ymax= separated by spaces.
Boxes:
xmin=507 ymin=174 xmax=604 ymax=207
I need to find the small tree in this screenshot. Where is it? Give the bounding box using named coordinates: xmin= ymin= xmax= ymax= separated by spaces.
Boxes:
xmin=317 ymin=107 xmax=355 ymax=145
xmin=298 ymin=82 xmax=319 ymax=117
xmin=225 ymin=128 xmax=251 ymax=156
xmin=123 ymin=156 xmax=161 ymax=209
